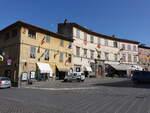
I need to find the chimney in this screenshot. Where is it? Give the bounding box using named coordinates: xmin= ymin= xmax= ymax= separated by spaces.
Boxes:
xmin=64 ymin=19 xmax=67 ymax=25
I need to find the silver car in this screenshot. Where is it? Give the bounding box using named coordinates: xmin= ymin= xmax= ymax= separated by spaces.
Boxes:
xmin=0 ymin=77 xmax=11 ymax=88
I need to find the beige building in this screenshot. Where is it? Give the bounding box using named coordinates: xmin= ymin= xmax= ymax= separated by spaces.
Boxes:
xmin=139 ymin=45 xmax=150 ymax=71
xmin=0 ymin=21 xmax=73 ymax=86
xmin=58 ymin=22 xmax=141 ymax=76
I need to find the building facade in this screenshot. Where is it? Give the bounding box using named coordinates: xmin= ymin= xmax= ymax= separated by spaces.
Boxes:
xmin=0 ymin=21 xmax=73 ymax=86
xmin=58 ymin=22 xmax=141 ymax=76
xmin=139 ymin=45 xmax=150 ymax=71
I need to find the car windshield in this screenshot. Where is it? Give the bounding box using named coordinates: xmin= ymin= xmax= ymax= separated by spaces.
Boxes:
xmin=0 ymin=77 xmax=10 ymax=80
xmin=73 ymin=73 xmax=77 ymax=76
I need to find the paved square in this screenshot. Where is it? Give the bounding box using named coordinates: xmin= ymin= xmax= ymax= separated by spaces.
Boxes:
xmin=0 ymin=78 xmax=150 ymax=113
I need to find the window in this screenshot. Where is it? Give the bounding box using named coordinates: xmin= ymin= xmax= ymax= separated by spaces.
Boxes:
xmin=68 ymin=54 xmax=72 ymax=63
xmin=114 ymin=54 xmax=118 ymax=61
xmin=83 ymin=49 xmax=87 ymax=57
xmin=12 ymin=29 xmax=17 ymax=37
xmin=128 ymin=54 xmax=132 ymax=62
xmin=68 ymin=42 xmax=72 ymax=49
xmin=59 ymin=52 xmax=64 ymax=62
xmin=90 ymin=35 xmax=94 ymax=43
xmin=76 ymin=46 xmax=80 ymax=56
xmin=104 ymin=40 xmax=108 ymax=46
xmin=113 ymin=41 xmax=118 ymax=48
xmin=133 ymin=46 xmax=137 ymax=51
xmin=44 ymin=49 xmax=49 ymax=60
xmin=122 ymin=54 xmax=126 ymax=62
xmin=30 ymin=46 xmax=36 ymax=58
xmin=84 ymin=33 xmax=87 ymax=41
xmin=90 ymin=50 xmax=94 ymax=59
xmin=145 ymin=58 xmax=147 ymax=64
xmin=76 ymin=29 xmax=80 ymax=38
xmin=127 ymin=45 xmax=131 ymax=51
xmin=134 ymin=56 xmax=137 ymax=62
xmin=28 ymin=29 xmax=36 ymax=39
xmin=97 ymin=38 xmax=101 ymax=44
xmin=76 ymin=67 xmax=81 ymax=72
xmin=60 ymin=40 xmax=64 ymax=47
xmin=122 ymin=44 xmax=125 ymax=50
xmin=105 ymin=52 xmax=109 ymax=60
xmin=45 ymin=36 xmax=50 ymax=43
xmin=90 ymin=63 xmax=95 ymax=72
xmin=97 ymin=51 xmax=101 ymax=59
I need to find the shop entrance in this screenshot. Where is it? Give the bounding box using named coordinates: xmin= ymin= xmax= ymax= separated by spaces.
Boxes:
xmin=56 ymin=66 xmax=67 ymax=80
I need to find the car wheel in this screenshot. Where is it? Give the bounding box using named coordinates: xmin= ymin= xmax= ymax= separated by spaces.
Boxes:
xmin=77 ymin=79 xmax=81 ymax=82
xmin=64 ymin=79 xmax=68 ymax=82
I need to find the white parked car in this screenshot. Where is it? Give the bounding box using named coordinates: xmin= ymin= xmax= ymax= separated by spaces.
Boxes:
xmin=64 ymin=72 xmax=85 ymax=82
xmin=0 ymin=77 xmax=11 ymax=88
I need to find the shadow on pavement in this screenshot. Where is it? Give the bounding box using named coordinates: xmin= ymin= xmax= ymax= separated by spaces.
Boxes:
xmin=92 ymin=79 xmax=150 ymax=89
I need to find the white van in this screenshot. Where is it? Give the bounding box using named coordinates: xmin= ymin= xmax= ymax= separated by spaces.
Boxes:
xmin=64 ymin=66 xmax=85 ymax=82
xmin=64 ymin=72 xmax=85 ymax=82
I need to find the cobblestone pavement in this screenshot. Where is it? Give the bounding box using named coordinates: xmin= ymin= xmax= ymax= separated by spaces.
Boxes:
xmin=22 ymin=77 xmax=128 ymax=88
xmin=1 ymin=78 xmax=150 ymax=113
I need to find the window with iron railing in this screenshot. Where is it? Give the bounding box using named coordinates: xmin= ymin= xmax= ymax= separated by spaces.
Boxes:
xmin=134 ymin=56 xmax=137 ymax=62
xmin=128 ymin=54 xmax=132 ymax=62
xmin=59 ymin=52 xmax=64 ymax=62
xmin=122 ymin=54 xmax=126 ymax=62
xmin=84 ymin=32 xmax=87 ymax=41
xmin=113 ymin=41 xmax=118 ymax=48
xmin=44 ymin=49 xmax=49 ymax=60
xmin=76 ymin=46 xmax=80 ymax=57
xmin=104 ymin=40 xmax=108 ymax=46
xmin=28 ymin=29 xmax=36 ymax=39
xmin=114 ymin=54 xmax=118 ymax=61
xmin=30 ymin=46 xmax=36 ymax=58
xmin=76 ymin=29 xmax=80 ymax=38
xmin=90 ymin=35 xmax=94 ymax=43
xmin=127 ymin=45 xmax=131 ymax=51
xmin=105 ymin=52 xmax=109 ymax=60
xmin=83 ymin=49 xmax=87 ymax=58
xmin=90 ymin=50 xmax=94 ymax=59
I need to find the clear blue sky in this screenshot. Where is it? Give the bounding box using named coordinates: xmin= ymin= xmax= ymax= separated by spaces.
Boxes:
xmin=0 ymin=0 xmax=150 ymax=46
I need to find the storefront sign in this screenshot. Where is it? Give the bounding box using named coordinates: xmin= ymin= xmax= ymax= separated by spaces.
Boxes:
xmin=21 ymin=72 xmax=28 ymax=81
xmin=30 ymin=71 xmax=35 ymax=79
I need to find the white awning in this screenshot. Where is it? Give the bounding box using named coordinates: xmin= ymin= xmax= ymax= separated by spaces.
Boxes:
xmin=84 ymin=66 xmax=92 ymax=72
xmin=110 ymin=64 xmax=132 ymax=71
xmin=110 ymin=64 xmax=143 ymax=71
xmin=37 ymin=62 xmax=53 ymax=74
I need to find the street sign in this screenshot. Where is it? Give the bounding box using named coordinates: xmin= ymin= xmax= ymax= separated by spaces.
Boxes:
xmin=21 ymin=72 xmax=28 ymax=81
xmin=7 ymin=59 xmax=12 ymax=65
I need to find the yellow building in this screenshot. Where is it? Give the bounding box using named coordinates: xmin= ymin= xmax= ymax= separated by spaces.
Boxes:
xmin=0 ymin=21 xmax=73 ymax=86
